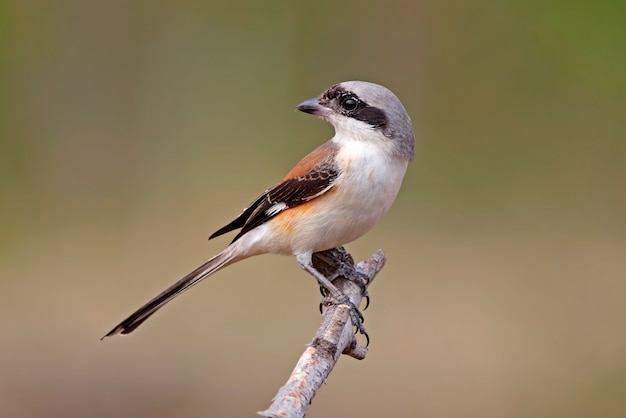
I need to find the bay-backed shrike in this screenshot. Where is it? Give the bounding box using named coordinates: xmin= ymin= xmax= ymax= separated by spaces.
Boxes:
xmin=103 ymin=81 xmax=414 ymax=339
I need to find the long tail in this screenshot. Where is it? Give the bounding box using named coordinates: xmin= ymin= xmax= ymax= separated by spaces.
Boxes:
xmin=102 ymin=247 xmax=239 ymax=339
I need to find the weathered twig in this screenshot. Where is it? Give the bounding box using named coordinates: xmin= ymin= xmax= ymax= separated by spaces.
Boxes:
xmin=258 ymin=247 xmax=386 ymax=418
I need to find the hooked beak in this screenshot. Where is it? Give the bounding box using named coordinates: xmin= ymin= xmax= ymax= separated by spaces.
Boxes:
xmin=296 ymin=98 xmax=332 ymax=117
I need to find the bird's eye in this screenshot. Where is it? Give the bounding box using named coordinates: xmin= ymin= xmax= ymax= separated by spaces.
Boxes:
xmin=340 ymin=96 xmax=358 ymax=111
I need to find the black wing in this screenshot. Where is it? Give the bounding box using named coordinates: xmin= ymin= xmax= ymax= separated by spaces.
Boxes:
xmin=209 ymin=158 xmax=339 ymax=243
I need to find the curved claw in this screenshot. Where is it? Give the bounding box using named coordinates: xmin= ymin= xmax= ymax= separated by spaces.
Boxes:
xmin=363 ymin=294 xmax=370 ymax=310
xmin=342 ymin=297 xmax=368 ymax=347
xmin=356 ymin=307 xmax=364 ymax=323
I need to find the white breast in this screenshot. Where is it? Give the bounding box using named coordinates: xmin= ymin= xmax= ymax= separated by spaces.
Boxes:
xmin=277 ymin=131 xmax=409 ymax=254
xmin=239 ymin=131 xmax=410 ymax=257
xmin=332 ymin=134 xmax=409 ymax=235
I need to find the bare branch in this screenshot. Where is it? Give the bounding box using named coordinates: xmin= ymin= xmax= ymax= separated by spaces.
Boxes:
xmin=258 ymin=247 xmax=386 ymax=418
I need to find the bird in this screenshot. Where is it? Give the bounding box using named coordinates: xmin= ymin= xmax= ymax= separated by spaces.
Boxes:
xmin=102 ymin=81 xmax=415 ymax=339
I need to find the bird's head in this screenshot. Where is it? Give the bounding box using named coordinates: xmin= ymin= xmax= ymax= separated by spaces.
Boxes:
xmin=297 ymin=81 xmax=414 ymax=160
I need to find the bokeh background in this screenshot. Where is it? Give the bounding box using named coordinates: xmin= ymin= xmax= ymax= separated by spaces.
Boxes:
xmin=1 ymin=1 xmax=625 ymax=417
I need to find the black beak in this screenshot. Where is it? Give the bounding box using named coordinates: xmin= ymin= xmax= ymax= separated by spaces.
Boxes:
xmin=296 ymin=98 xmax=331 ymax=117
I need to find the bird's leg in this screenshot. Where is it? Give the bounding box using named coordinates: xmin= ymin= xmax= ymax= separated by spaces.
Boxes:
xmin=297 ymin=253 xmax=368 ymax=343
xmin=313 ymin=250 xmax=371 ymax=309
xmin=330 ymin=263 xmax=370 ymax=310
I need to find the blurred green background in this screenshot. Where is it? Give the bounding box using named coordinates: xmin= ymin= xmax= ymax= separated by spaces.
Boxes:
xmin=1 ymin=1 xmax=625 ymax=417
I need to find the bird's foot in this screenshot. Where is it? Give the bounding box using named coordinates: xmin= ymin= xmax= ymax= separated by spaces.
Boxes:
xmin=321 ymin=294 xmax=369 ymax=347
xmin=319 ymin=261 xmax=371 ymax=309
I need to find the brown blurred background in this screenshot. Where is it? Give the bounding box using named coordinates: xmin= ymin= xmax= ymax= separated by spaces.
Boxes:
xmin=1 ymin=1 xmax=625 ymax=417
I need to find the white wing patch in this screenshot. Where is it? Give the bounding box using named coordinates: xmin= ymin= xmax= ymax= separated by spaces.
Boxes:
xmin=265 ymin=202 xmax=287 ymax=216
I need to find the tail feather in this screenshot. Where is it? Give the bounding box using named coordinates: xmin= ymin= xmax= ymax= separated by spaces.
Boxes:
xmin=102 ymin=248 xmax=237 ymax=339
